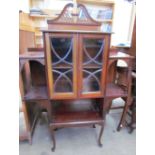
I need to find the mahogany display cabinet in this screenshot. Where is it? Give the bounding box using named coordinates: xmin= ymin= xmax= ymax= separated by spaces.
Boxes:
xmin=19 ymin=3 xmax=134 ymax=151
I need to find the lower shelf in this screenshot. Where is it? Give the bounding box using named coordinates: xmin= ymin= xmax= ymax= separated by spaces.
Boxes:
xmin=51 ymin=99 xmax=103 ymax=127
xmin=53 ymin=111 xmax=102 ymax=123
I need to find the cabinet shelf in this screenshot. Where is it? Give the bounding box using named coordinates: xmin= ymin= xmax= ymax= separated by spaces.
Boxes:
xmin=52 ymin=111 xmax=102 ymax=125
xmin=23 ymin=83 xmax=128 ymax=100
xmin=24 ymin=86 xmax=48 ymax=101
xmin=19 ymin=51 xmax=44 ymax=59
xmin=51 ymin=100 xmax=103 ymax=125
xmin=20 ymin=51 xmax=134 ymax=60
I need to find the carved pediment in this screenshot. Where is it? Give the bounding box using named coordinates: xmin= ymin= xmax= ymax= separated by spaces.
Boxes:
xmin=47 ymin=3 xmax=101 ymax=26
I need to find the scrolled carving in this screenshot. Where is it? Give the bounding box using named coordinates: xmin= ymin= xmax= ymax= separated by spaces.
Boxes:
xmin=47 ymin=3 xmax=101 ymax=26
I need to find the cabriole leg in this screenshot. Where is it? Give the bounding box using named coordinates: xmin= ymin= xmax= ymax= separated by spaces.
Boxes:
xmin=50 ymin=127 xmax=56 ymax=152
xmin=98 ymin=125 xmax=104 ymax=147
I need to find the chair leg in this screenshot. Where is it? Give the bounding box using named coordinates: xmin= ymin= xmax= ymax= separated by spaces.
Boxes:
xmin=50 ymin=127 xmax=56 ymax=152
xmin=117 ymin=103 xmax=129 ymax=131
xmin=128 ymin=126 xmax=136 ymax=134
xmin=98 ymin=125 xmax=104 ymax=147
xmin=128 ymin=107 xmax=136 ymax=133
xmin=28 ymin=132 xmax=32 ymax=145
xmin=107 ymin=101 xmax=112 ymax=113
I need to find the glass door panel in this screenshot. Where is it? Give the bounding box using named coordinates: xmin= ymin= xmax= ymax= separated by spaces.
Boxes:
xmin=83 ymin=39 xmax=104 ymax=67
xmin=50 ymin=38 xmax=73 ymax=68
xmin=52 ymin=68 xmax=73 ymax=93
xmin=45 ymin=33 xmax=77 ymax=99
xmin=82 ymin=68 xmax=102 ymax=92
xmin=79 ymin=35 xmax=106 ymax=97
xmin=50 ymin=37 xmax=73 ymax=93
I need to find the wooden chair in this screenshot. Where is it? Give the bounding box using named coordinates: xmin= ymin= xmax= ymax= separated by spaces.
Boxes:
xmin=105 ymin=50 xmax=134 ymax=131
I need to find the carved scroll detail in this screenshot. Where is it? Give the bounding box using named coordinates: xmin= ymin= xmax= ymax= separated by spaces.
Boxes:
xmin=47 ymin=3 xmax=101 ymax=26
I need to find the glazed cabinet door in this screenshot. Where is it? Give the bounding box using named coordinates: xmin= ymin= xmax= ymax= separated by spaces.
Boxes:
xmin=44 ymin=33 xmax=77 ymax=99
xmin=79 ymin=34 xmax=110 ymax=98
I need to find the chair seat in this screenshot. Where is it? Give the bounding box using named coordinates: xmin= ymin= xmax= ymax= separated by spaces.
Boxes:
xmin=106 ymin=83 xmax=127 ymax=98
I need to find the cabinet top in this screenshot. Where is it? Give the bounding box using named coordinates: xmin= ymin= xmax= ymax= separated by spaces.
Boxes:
xmin=41 ymin=29 xmax=113 ymax=34
xmin=45 ymin=3 xmax=113 ymax=33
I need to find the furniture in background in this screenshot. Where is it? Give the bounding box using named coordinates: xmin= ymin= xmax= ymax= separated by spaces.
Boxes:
xmin=28 ymin=0 xmax=115 ymax=47
xmin=127 ymin=71 xmax=136 ymax=133
xmin=19 ymin=11 xmax=43 ymax=144
xmin=106 ymin=17 xmax=136 ymax=131
xmin=19 ymin=48 xmax=52 ymax=144
xmin=19 ymin=3 xmax=134 ymax=151
xmin=106 ymin=51 xmax=134 ymax=131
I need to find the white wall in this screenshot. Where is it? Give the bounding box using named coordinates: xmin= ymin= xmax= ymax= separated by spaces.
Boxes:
xmin=111 ymin=0 xmax=135 ymax=46
xmin=32 ymin=0 xmax=72 ymax=10
xmin=19 ymin=0 xmax=29 ymax=13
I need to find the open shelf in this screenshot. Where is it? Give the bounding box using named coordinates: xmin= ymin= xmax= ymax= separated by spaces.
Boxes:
xmin=20 ymin=49 xmax=134 ymax=61
xmin=24 ymin=86 xmax=48 ymax=101
xmin=51 ymin=100 xmax=103 ymax=125
xmin=53 ymin=111 xmax=102 ymax=124
xmin=106 ymin=83 xmax=127 ymax=98
xmin=19 ymin=52 xmax=44 ymax=59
